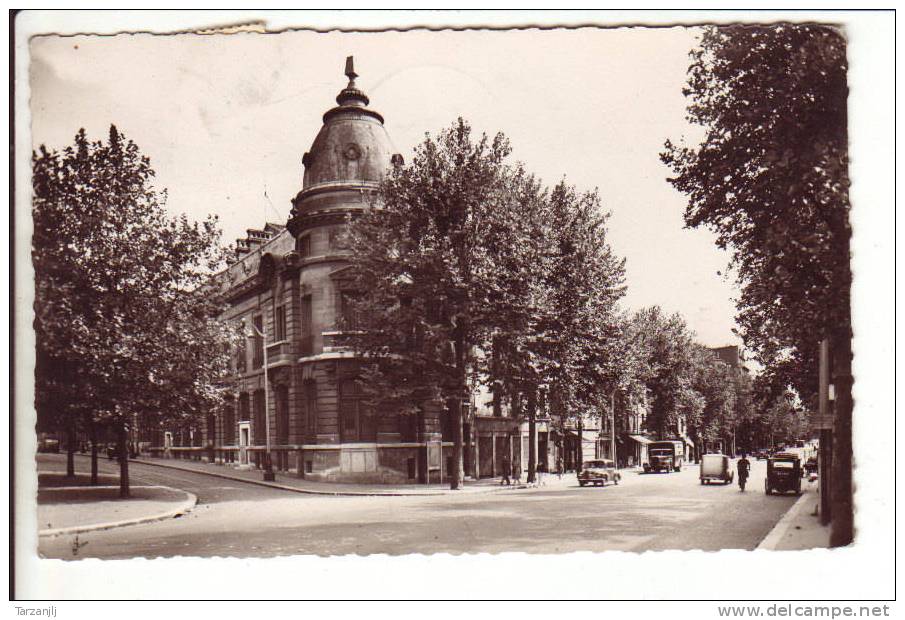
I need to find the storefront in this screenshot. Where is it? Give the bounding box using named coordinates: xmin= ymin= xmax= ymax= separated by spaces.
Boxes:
xmin=625 ymin=434 xmax=651 ymax=468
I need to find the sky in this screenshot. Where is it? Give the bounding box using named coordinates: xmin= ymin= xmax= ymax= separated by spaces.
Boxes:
xmin=29 ymin=26 xmax=741 ymax=347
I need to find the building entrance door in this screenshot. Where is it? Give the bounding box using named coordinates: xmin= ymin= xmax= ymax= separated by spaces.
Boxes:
xmin=238 ymin=422 xmax=250 ymax=466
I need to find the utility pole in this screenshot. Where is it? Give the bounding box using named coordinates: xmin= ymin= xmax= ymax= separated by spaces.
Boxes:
xmin=249 ymin=319 xmax=275 ymax=482
xmin=830 ymin=328 xmax=853 ymax=547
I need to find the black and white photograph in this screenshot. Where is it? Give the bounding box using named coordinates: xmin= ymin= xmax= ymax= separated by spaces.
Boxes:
xmin=12 ymin=9 xmax=895 ymax=605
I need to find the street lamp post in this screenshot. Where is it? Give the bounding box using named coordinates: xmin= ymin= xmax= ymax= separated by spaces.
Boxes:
xmin=248 ymin=321 xmax=275 ymax=481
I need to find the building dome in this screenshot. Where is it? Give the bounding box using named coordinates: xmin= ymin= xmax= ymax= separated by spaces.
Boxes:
xmin=300 ymin=57 xmax=397 ymax=192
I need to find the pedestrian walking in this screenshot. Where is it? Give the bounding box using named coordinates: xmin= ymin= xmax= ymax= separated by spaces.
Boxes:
xmin=556 ymin=454 xmax=564 ymax=480
xmin=513 ymin=461 xmax=522 ymax=485
xmin=501 ymin=454 xmax=512 ymax=486
xmin=737 ymin=452 xmax=751 ymax=492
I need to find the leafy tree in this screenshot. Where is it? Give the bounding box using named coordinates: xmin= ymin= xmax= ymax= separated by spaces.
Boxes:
xmin=662 ymin=24 xmax=853 ymax=543
xmin=493 ymin=181 xmax=627 ymax=481
xmin=631 ymin=307 xmax=701 ymax=442
xmin=32 ymin=126 xmax=235 ymax=497
xmin=349 ymin=119 xmax=541 ymax=489
xmin=690 ymin=346 xmax=737 ymax=456
xmin=349 ymin=119 xmax=630 ymax=487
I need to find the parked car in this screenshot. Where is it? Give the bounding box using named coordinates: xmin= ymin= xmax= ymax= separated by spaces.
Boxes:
xmin=765 ymin=453 xmax=802 ymax=495
xmin=37 ymin=437 xmax=60 ymax=453
xmin=578 ymin=459 xmax=621 ymax=487
xmin=699 ymin=453 xmax=734 ymax=485
xmin=106 ymin=443 xmax=139 ymax=460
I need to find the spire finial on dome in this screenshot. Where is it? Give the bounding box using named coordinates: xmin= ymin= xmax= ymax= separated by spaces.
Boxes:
xmin=344 ymin=56 xmax=358 ymax=85
xmin=336 ymin=55 xmax=369 ymax=107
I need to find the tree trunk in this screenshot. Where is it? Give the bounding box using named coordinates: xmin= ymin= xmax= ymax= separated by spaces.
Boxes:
xmin=830 ymin=329 xmax=853 ymax=547
xmin=66 ymin=420 xmax=76 ymax=477
xmin=118 ymin=421 xmax=130 ymax=499
xmin=610 ymin=391 xmax=617 ymax=464
xmin=449 ymin=398 xmax=465 ymax=489
xmin=450 ymin=327 xmax=467 ymax=490
xmin=575 ymin=420 xmax=583 ymax=473
xmin=90 ymin=423 xmax=99 ymax=485
xmin=527 ymin=389 xmax=537 ymax=484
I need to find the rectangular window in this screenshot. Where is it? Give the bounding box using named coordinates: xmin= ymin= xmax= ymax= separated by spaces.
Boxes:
xmin=339 ymin=291 xmax=361 ymax=330
xmin=274 ymin=304 xmax=286 ymax=342
xmin=440 ymin=406 xmax=453 ymax=442
xmin=238 ymin=393 xmax=250 ymax=422
xmin=342 ymin=402 xmax=358 ymax=434
xmin=236 ymin=322 xmax=247 ymax=373
xmin=300 ymin=295 xmax=313 ymax=356
xmin=339 ymin=379 xmax=375 ymax=442
xmin=399 ymin=415 xmax=417 ymax=442
xmin=275 ymin=384 xmax=289 ymax=445
xmin=252 ymin=314 xmax=264 ymax=369
xmin=305 ymin=380 xmax=318 ymax=435
xmin=253 ymin=389 xmax=265 ymax=444
xmin=296 ymin=235 xmax=311 ymax=258
xmin=224 ymin=402 xmax=236 ymax=445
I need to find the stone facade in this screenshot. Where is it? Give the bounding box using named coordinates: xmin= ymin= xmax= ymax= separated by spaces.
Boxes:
xmin=153 ymin=58 xmax=463 ymax=484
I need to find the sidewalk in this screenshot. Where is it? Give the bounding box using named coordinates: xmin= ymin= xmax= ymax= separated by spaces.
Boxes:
xmin=37 ymin=471 xmax=197 ymax=537
xmin=122 ymin=455 xmax=536 ymax=496
xmin=757 ymin=476 xmax=831 ymax=550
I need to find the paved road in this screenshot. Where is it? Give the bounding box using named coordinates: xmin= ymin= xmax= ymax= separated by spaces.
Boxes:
xmin=38 ymin=456 xmax=797 ymax=559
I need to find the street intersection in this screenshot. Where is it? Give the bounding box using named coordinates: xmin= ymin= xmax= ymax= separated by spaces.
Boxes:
xmin=38 ymin=455 xmax=798 ymax=559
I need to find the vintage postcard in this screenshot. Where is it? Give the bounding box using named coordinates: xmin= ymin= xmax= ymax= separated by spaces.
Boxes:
xmin=13 ymin=10 xmax=894 ymax=603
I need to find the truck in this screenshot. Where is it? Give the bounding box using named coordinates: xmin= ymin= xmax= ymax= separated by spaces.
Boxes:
xmin=644 ymin=440 xmax=685 ymax=473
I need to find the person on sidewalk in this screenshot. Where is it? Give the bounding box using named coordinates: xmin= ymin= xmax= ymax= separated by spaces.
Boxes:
xmin=556 ymin=454 xmax=564 ymax=480
xmin=500 ymin=454 xmax=512 ymax=486
xmin=737 ymin=453 xmax=751 ymax=492
xmin=513 ymin=461 xmax=521 ymax=486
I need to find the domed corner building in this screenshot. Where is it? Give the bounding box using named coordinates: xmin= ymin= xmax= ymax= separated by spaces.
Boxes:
xmin=160 ymin=57 xmax=461 ymax=485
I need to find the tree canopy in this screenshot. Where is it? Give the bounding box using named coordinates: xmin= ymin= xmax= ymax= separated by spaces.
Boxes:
xmin=348 ymin=118 xmax=629 ymax=485
xmin=661 ymin=24 xmax=851 ymax=401
xmin=33 ymin=126 xmax=235 ymax=494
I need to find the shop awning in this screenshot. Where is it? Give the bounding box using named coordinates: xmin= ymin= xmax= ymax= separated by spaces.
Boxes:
xmin=629 ymin=435 xmax=652 ymax=445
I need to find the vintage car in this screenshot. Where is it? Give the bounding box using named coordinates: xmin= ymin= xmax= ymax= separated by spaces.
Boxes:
xmin=578 ymin=459 xmax=621 ymax=487
xmin=37 ymin=438 xmax=60 ymax=453
xmin=106 ymin=442 xmax=139 ymax=461
xmin=765 ymin=453 xmax=802 ymax=495
xmin=699 ymin=453 xmax=734 ymax=485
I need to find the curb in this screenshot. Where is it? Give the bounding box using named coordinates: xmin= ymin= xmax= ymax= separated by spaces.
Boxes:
xmin=38 ymin=485 xmax=197 ymax=538
xmin=81 ymin=454 xmax=524 ymax=498
xmin=756 ymin=484 xmax=817 ymax=550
